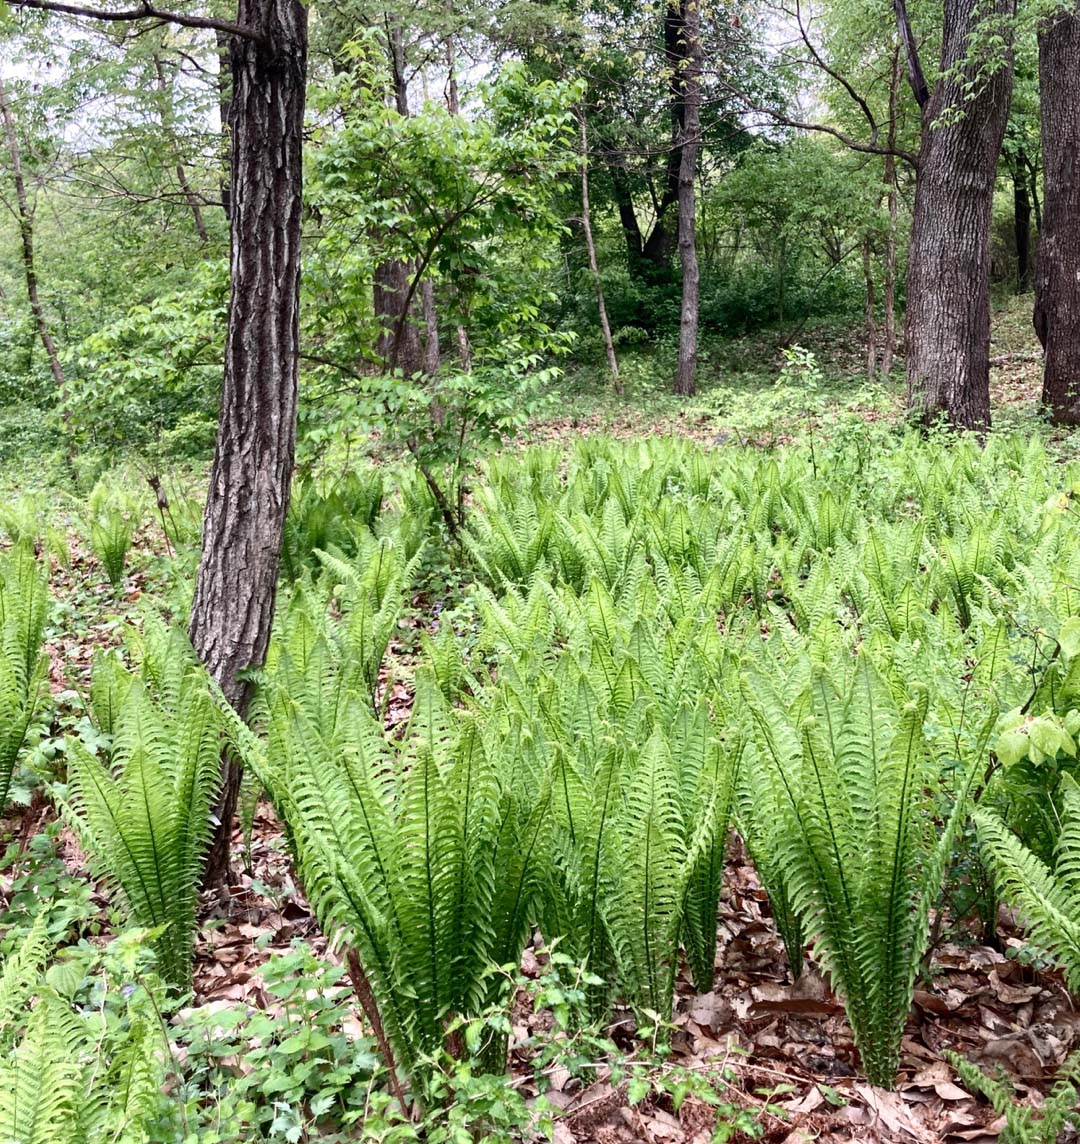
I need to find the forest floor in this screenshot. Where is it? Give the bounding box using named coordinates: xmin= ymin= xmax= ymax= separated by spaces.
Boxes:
xmin=537 ymin=296 xmax=1052 ymax=457
xmin=1 ymin=299 xmax=1073 ymax=1144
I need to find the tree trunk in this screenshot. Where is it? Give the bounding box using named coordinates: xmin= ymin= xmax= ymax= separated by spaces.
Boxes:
xmin=1012 ymin=147 xmax=1032 ymax=293
xmin=1029 ymin=155 xmax=1042 ymax=233
xmin=882 ymin=50 xmax=901 ymax=378
xmin=673 ymin=0 xmax=700 ymax=398
xmin=901 ymin=0 xmax=1015 ymax=431
xmin=643 ymin=0 xmax=690 ymax=280
xmin=863 ymin=235 xmax=878 ymax=379
xmin=579 ymin=111 xmax=620 ymax=393
xmin=0 ymin=74 xmax=67 ymax=399
xmin=609 ymin=162 xmax=646 ymax=274
xmin=420 ymin=278 xmax=440 ymax=376
xmin=190 ymin=0 xmax=307 ymax=885
xmin=1035 ymin=3 xmax=1080 ymax=424
xmin=374 ymin=17 xmax=427 ymax=377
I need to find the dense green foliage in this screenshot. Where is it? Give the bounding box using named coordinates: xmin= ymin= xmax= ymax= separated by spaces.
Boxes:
xmin=0 ymin=541 xmax=47 ymax=811
xmin=211 ymin=427 xmax=1080 ymax=1097
xmin=0 ymin=921 xmax=171 ymax=1144
xmin=66 ymin=626 xmax=221 ymax=990
xmin=7 ymin=421 xmax=1080 ymax=1136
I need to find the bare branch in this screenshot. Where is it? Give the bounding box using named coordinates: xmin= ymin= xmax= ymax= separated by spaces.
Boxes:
xmin=2 ymin=0 xmax=264 ymax=43
xmin=893 ymin=0 xmax=930 ymax=108
xmin=792 ymin=0 xmax=879 ymax=145
xmin=716 ymin=74 xmax=918 ymax=168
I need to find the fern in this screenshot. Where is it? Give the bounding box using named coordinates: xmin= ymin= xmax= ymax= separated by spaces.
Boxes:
xmin=736 ymin=757 xmax=806 ymax=978
xmin=0 ymin=542 xmax=48 ymax=812
xmin=230 ymin=658 xmax=549 ymax=1092
xmin=66 ymin=656 xmax=221 ymax=992
xmin=947 ymin=1049 xmax=1080 ymax=1144
xmin=314 ymin=535 xmax=423 ymax=714
xmin=85 ymin=482 xmax=140 ymax=590
xmin=280 ymin=468 xmax=385 ymax=581
xmin=742 ymin=654 xmax=972 ymax=1088
xmin=601 ymin=733 xmax=687 ymax=1016
xmin=0 ymin=928 xmax=169 ymax=1144
xmin=974 ymin=775 xmax=1080 ymax=992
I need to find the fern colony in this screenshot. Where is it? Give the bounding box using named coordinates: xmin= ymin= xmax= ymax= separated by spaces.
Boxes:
xmin=240 ymin=431 xmax=1080 ymax=1096
xmin=10 ymin=428 xmax=1080 ymax=1132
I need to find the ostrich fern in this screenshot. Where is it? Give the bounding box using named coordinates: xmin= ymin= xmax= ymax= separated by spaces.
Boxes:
xmin=742 ymin=655 xmax=972 ymax=1088
xmin=0 ymin=925 xmax=168 ymax=1144
xmin=0 ymin=542 xmax=48 ymax=811
xmin=229 ymin=661 xmax=551 ymax=1092
xmin=974 ymin=775 xmax=1080 ymax=992
xmin=66 ymin=661 xmax=221 ymax=992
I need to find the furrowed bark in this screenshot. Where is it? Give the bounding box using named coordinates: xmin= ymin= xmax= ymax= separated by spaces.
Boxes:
xmin=902 ymin=0 xmax=1015 ymax=431
xmin=190 ymin=0 xmax=307 ymax=885
xmin=1034 ymin=3 xmax=1080 ymax=425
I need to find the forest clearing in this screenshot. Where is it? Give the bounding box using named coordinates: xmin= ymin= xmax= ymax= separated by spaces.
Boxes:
xmin=1 ymin=1 xmax=1080 ymax=1142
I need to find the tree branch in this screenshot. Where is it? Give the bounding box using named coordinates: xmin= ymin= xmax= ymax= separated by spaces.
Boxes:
xmin=893 ymin=0 xmax=930 ymax=109
xmin=792 ymin=0 xmax=879 ymax=145
xmin=716 ymin=76 xmax=918 ymax=168
xmin=2 ymin=0 xmax=264 ymax=43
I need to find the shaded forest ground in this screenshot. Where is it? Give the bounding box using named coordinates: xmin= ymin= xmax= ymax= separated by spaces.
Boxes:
xmin=536 ymin=296 xmax=1049 ymax=453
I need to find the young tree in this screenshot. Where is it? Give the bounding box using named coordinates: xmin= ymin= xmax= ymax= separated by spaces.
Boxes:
xmin=578 ymin=110 xmax=620 ymax=392
xmin=0 ymin=73 xmax=66 ymax=404
xmin=1033 ymin=2 xmax=1080 ymax=424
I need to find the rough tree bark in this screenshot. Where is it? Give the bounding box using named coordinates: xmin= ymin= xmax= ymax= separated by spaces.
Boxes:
xmin=0 ymin=73 xmax=67 ymax=399
xmin=189 ymin=0 xmax=307 ymax=884
xmin=579 ymin=111 xmax=620 ymax=393
xmin=1034 ymin=3 xmax=1080 ymax=425
xmin=899 ymin=0 xmax=1015 ymax=431
xmin=673 ymin=0 xmax=701 ymax=397
xmin=1 ymin=0 xmax=309 ymax=885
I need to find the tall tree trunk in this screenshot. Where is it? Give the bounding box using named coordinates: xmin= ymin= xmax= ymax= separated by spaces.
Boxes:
xmin=900 ymin=0 xmax=1015 ymax=431
xmin=0 ymin=74 xmax=66 ymax=400
xmin=1034 ymin=2 xmax=1080 ymax=425
xmin=673 ymin=0 xmax=700 ymax=398
xmin=882 ymin=49 xmax=901 ymax=377
xmin=1029 ymin=155 xmax=1042 ymax=233
xmin=420 ymin=278 xmax=440 ymax=376
xmin=1012 ymin=147 xmax=1032 ymax=293
xmin=863 ymin=236 xmax=878 ymax=379
xmin=579 ymin=111 xmax=620 ymax=393
xmin=609 ymin=162 xmax=646 ymax=274
xmin=191 ymin=0 xmax=307 ymax=885
xmin=374 ymin=17 xmax=428 ymax=377
xmin=642 ymin=0 xmax=690 ymax=279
